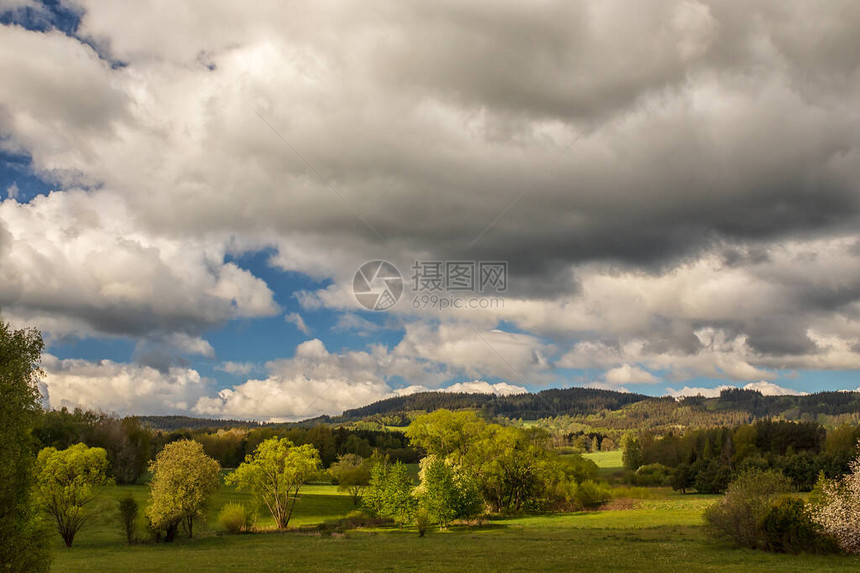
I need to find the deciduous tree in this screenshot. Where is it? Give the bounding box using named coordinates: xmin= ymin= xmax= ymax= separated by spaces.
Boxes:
xmin=405 ymin=410 xmax=486 ymax=464
xmin=416 ymin=455 xmax=481 ymax=529
xmin=34 ymin=443 xmax=112 ymax=547
xmin=364 ymin=453 xmax=417 ymax=526
xmin=329 ymin=454 xmax=371 ymax=505
xmin=469 ymin=426 xmax=554 ymax=512
xmin=146 ymin=439 xmax=221 ymax=541
xmin=225 ymin=437 xmax=320 ymax=529
xmin=0 ymin=322 xmax=51 ymax=571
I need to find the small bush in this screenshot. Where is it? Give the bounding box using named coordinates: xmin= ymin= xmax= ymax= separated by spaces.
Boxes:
xmin=118 ymin=494 xmax=138 ymax=544
xmin=761 ymin=497 xmax=838 ymax=554
xmin=415 ymin=508 xmax=430 ymax=537
xmin=704 ymin=469 xmax=792 ymax=549
xmin=218 ymin=503 xmax=254 ymax=534
xmin=631 ymin=464 xmax=672 ymax=487
xmin=573 ymin=480 xmax=611 ymax=509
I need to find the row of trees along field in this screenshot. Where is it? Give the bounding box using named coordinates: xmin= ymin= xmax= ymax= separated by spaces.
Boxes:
xmin=29 ymin=435 xmax=322 ymax=547
xmin=33 ymin=406 xmax=421 ymax=484
xmin=621 ymin=419 xmax=860 ymax=493
xmin=26 ymin=410 xmax=611 ymax=551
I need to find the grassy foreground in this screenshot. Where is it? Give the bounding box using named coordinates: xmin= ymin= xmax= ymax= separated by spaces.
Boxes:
xmin=50 ymin=483 xmax=860 ymax=573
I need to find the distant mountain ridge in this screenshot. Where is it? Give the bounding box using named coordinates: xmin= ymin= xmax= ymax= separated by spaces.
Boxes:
xmin=137 ymin=414 xmax=333 ymax=431
xmin=137 ymin=386 xmax=860 ymax=432
xmin=340 ymin=388 xmax=651 ymax=420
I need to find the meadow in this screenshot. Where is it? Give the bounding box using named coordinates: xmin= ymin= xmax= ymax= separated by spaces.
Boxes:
xmin=50 ymin=455 xmax=860 ymax=572
xmin=50 ymin=486 xmax=860 ymax=572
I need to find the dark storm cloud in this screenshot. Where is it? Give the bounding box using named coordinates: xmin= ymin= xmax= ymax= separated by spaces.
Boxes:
xmin=4 ymin=0 xmax=860 ymax=381
xmin=221 ymin=0 xmax=860 ymax=282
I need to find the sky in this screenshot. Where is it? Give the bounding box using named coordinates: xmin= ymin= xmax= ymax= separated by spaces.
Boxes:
xmin=2 ymin=0 xmax=860 ymax=421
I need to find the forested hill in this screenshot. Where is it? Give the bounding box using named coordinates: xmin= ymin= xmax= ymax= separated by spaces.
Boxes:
xmin=686 ymin=388 xmax=860 ymax=419
xmin=137 ymin=387 xmax=860 ymax=432
xmin=339 ymin=388 xmax=651 ymax=422
xmin=137 ymin=415 xmax=263 ymax=431
xmin=138 ymin=414 xmax=335 ymax=432
xmin=339 ymin=387 xmax=860 ymax=428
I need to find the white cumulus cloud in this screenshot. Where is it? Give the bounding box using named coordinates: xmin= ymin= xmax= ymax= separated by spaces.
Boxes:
xmin=41 ymin=354 xmax=211 ymax=416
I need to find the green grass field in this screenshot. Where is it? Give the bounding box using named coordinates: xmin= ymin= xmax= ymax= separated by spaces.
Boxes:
xmin=583 ymin=449 xmax=625 ymax=480
xmin=48 ymin=481 xmax=860 ymax=572
xmin=583 ymin=449 xmax=624 ymax=469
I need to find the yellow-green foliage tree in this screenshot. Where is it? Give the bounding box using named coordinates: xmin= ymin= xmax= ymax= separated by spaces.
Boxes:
xmin=226 ymin=437 xmax=320 ymax=529
xmin=469 ymin=425 xmax=556 ymax=512
xmin=405 ymin=410 xmax=486 ymax=465
xmin=34 ymin=443 xmax=112 ymax=547
xmin=407 ymin=410 xmax=577 ymax=513
xmin=0 ymin=322 xmax=51 ymax=571
xmin=146 ymin=439 xmax=221 ymax=541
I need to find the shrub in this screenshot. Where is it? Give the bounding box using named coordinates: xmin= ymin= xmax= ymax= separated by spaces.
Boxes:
xmin=118 ymin=495 xmax=138 ymax=544
xmin=415 ymin=508 xmax=430 ymax=537
xmin=573 ymin=480 xmax=611 ymax=509
xmin=761 ymin=497 xmax=837 ymax=554
xmin=218 ymin=503 xmax=255 ymax=534
xmin=632 ymin=463 xmax=672 ymax=487
xmin=558 ymin=453 xmax=599 ymax=484
xmin=704 ymin=469 xmax=792 ymax=549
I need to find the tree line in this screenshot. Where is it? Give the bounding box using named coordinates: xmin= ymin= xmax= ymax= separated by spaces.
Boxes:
xmin=28 ymin=410 xmax=614 ymax=550
xmin=32 ymin=406 xmax=422 ymax=485
xmin=623 ymin=419 xmax=860 ymax=493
